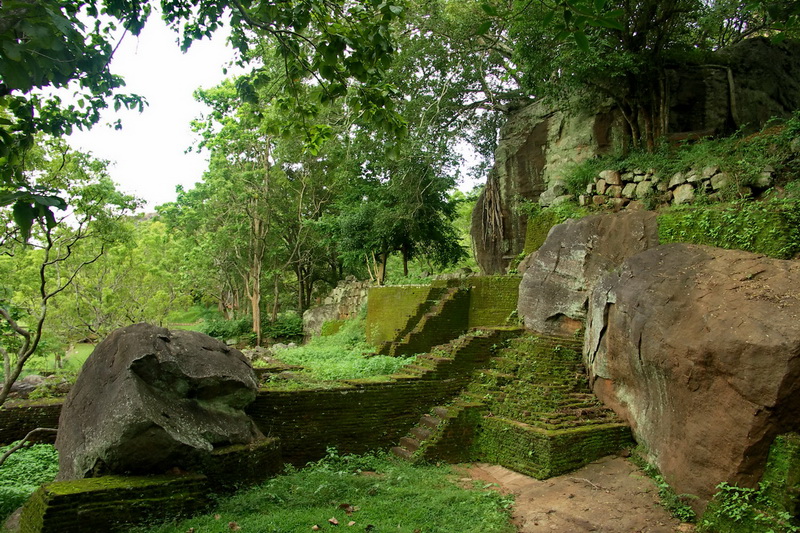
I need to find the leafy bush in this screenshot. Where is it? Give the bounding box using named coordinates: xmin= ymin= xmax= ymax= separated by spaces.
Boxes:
xmin=262 ymin=311 xmax=303 ymax=340
xmin=200 ymin=316 xmax=253 ymax=341
xmin=699 ymin=482 xmax=800 ymax=533
xmin=136 ymin=450 xmax=515 ymax=533
xmin=0 ymin=443 xmax=59 ymax=520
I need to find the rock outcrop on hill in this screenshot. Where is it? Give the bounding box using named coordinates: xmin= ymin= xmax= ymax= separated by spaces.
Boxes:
xmin=472 ymin=37 xmax=800 ymax=273
xmin=518 ymin=211 xmax=659 ymax=336
xmin=55 ymin=323 xmax=263 ymax=481
xmin=584 ymin=244 xmax=800 ymax=510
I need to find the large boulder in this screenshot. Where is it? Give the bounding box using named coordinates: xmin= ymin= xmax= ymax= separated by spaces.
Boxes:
xmin=585 ymin=244 xmax=800 ymax=510
xmin=55 ymin=323 xmax=263 ymax=481
xmin=518 ymin=211 xmax=659 ymax=335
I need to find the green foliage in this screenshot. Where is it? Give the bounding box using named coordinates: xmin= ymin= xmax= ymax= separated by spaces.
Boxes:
xmin=262 ymin=312 xmax=304 ymax=340
xmin=200 ymin=316 xmax=253 ymax=342
xmin=563 ymin=158 xmax=606 ymax=197
xmin=631 ymin=451 xmax=697 ymax=523
xmin=658 ymin=198 xmax=800 ymax=259
xmin=136 ymin=450 xmax=515 ymax=533
xmin=268 ymin=311 xmax=412 ymax=381
xmin=700 ymin=482 xmax=800 ymax=533
xmin=0 ymin=443 xmax=59 ymax=520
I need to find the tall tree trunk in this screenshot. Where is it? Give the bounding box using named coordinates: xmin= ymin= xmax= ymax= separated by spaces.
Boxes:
xmin=402 ymin=243 xmax=409 ymax=277
xmin=271 ymin=275 xmax=280 ymax=322
xmin=377 ymin=251 xmax=387 ymax=286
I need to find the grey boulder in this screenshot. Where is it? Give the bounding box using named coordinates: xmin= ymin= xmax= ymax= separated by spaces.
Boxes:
xmin=55 ymin=323 xmax=263 ymax=480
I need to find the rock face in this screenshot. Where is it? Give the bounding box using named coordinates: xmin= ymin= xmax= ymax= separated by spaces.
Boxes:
xmin=55 ymin=323 xmax=263 ymax=481
xmin=472 ymin=37 xmax=800 ymax=273
xmin=585 ymin=244 xmax=800 ymax=510
xmin=518 ymin=211 xmax=659 ymax=336
xmin=471 ymin=99 xmax=619 ymax=274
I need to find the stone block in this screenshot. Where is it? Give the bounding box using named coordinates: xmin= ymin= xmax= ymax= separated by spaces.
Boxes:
xmin=673 ymin=183 xmax=695 ymax=204
xmin=599 ymin=170 xmax=621 ymax=185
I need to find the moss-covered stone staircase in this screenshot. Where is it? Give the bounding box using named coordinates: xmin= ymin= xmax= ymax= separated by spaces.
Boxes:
xmin=391 ymin=332 xmax=633 ymax=478
xmin=378 ymin=287 xmax=470 ymax=357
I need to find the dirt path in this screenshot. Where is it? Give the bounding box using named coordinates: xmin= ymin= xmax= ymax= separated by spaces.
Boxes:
xmin=458 ymin=457 xmax=697 ymax=533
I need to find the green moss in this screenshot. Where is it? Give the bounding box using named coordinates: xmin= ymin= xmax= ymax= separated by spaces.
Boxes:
xmin=319 ymin=319 xmax=346 ymax=336
xmin=365 ymin=286 xmax=434 ymax=345
xmin=467 ymin=276 xmax=521 ymax=328
xmin=524 ymin=209 xmax=562 ymax=255
xmin=657 ymin=199 xmax=800 ymax=259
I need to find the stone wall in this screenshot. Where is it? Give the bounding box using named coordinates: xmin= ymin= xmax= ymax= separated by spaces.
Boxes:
xmin=0 ymin=400 xmax=62 ymax=444
xmin=303 ymin=278 xmax=371 ymax=337
xmin=365 ymin=285 xmax=435 ymax=346
xmin=467 ymin=276 xmax=521 ymax=328
xmin=366 ymin=276 xmax=521 ymax=348
xmin=579 ymin=164 xmax=775 ymax=210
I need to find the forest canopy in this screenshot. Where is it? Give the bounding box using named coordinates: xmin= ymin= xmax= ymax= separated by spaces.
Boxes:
xmin=1 ymin=0 xmax=799 ymax=391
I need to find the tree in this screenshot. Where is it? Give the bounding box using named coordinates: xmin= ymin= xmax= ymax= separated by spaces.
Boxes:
xmin=0 ymin=0 xmax=406 ymax=222
xmin=509 ymin=0 xmax=799 ymax=150
xmin=0 ymin=139 xmax=138 ymax=408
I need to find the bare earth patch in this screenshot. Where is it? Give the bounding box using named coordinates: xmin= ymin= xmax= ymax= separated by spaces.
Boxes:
xmin=458 ymin=456 xmax=697 ymax=533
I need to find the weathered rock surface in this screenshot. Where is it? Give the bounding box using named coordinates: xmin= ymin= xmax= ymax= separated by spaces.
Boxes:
xmin=472 ymin=37 xmax=800 ymax=273
xmin=55 ymin=323 xmax=263 ymax=481
xmin=585 ymin=244 xmax=800 ymax=510
xmin=518 ymin=211 xmax=659 ymax=335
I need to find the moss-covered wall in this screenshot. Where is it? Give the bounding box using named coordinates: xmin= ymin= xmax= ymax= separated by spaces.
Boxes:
xmin=19 ymin=474 xmax=210 ymax=533
xmin=475 ymin=417 xmax=632 ymax=479
xmin=523 ymin=209 xmax=562 ymax=256
xmin=0 ymin=400 xmax=62 ymax=445
xmin=466 ymin=276 xmax=521 ymax=328
xmin=365 ymin=286 xmax=433 ymax=345
xmin=247 ymin=378 xmax=468 ymax=466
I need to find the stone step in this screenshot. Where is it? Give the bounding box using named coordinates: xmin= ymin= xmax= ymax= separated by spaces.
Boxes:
xmin=399 ymin=436 xmax=421 ymax=452
xmin=391 ymin=446 xmax=414 ymax=461
xmin=432 ymin=406 xmax=452 ymax=419
xmin=411 ymin=426 xmax=432 ymax=441
xmin=420 ymin=414 xmax=442 ymax=428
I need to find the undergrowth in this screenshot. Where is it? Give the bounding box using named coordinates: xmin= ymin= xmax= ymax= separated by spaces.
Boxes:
xmin=699 ymin=482 xmax=800 ymax=533
xmin=135 ymin=450 xmax=515 ymax=533
xmin=267 ymin=309 xmax=415 ymax=382
xmin=0 ymin=442 xmax=59 ymax=520
xmin=630 ymin=448 xmax=697 ymax=523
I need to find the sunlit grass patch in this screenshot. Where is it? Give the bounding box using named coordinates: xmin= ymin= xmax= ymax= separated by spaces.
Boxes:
xmin=136 ymin=451 xmax=515 ymax=533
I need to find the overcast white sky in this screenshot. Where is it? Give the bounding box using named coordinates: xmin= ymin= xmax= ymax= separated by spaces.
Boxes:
xmin=66 ymin=17 xmax=237 ymax=211
xmin=65 ymin=17 xmax=483 ymax=211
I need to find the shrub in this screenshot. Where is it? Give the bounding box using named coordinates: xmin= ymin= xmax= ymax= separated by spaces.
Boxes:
xmin=200 ymin=316 xmax=252 ymax=341
xmin=262 ymin=312 xmax=304 ymax=340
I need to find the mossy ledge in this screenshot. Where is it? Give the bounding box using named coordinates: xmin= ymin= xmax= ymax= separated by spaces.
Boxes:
xmin=19 ymin=474 xmax=210 ymax=533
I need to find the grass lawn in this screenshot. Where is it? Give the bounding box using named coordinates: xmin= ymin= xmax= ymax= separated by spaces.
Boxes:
xmin=136 ymin=451 xmax=515 ymax=533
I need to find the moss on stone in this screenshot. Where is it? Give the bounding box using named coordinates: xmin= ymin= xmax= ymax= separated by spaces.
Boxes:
xmin=467 ymin=277 xmax=521 ymax=328
xmin=366 ymin=286 xmax=434 ymax=345
xmin=657 ymin=200 xmax=800 ymax=259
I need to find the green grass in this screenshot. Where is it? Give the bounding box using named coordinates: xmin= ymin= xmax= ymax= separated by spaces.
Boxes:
xmin=268 ymin=310 xmax=415 ymax=382
xmin=135 ymin=451 xmax=515 ymax=533
xmin=0 ymin=443 xmax=59 ymax=520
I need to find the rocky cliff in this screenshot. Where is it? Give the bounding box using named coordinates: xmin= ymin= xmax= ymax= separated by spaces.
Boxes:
xmin=473 ymin=37 xmax=800 ymax=273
